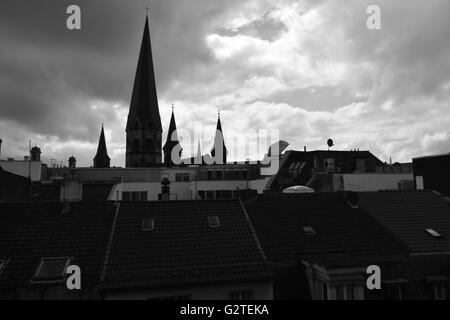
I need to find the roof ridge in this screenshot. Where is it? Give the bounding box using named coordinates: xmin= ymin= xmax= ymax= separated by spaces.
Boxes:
xmin=100 ymin=202 xmax=120 ymax=282
xmin=240 ymin=199 xmax=268 ymax=262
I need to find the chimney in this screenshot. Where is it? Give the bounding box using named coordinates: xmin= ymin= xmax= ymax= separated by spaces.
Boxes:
xmin=304 ymin=146 xmax=307 ymax=152
xmin=0 ymin=138 xmax=2 ymax=157
xmin=69 ymin=156 xmax=77 ymax=169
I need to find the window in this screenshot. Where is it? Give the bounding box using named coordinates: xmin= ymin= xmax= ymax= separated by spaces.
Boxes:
xmin=145 ymin=139 xmax=153 ymax=152
xmin=336 ymin=284 xmax=355 ymax=300
xmin=302 ymin=226 xmax=316 ymax=236
xmin=207 ymin=171 xmax=213 ymax=180
xmin=223 ymin=190 xmax=232 ymax=199
xmin=123 ymin=191 xmax=147 ymax=201
xmin=206 ymin=191 xmax=215 ymax=200
xmin=216 ymin=170 xmax=223 ymax=180
xmin=198 ymin=191 xmax=205 ymax=200
xmin=0 ymin=259 xmax=8 ymax=276
xmin=324 ymin=158 xmax=336 ymax=170
xmin=131 ymin=192 xmax=140 ymax=201
xmin=208 ymin=216 xmax=221 ymax=228
xmin=241 ymin=170 xmax=248 ymax=179
xmin=314 ymin=280 xmax=328 ymax=300
xmin=122 ymin=192 xmax=131 ymax=201
xmin=183 ymin=173 xmax=190 ymax=182
xmin=425 ymin=229 xmax=443 ymax=238
xmin=141 ymin=218 xmax=154 ymax=231
xmin=433 ymin=282 xmax=446 ymax=300
xmin=416 ymin=176 xmax=424 ymax=190
xmin=133 ymin=139 xmax=140 ymax=150
xmin=387 ymin=285 xmax=403 ymax=300
xmin=31 ymin=257 xmax=71 ymax=283
xmin=230 ymin=290 xmax=254 ymax=300
xmin=175 ymin=173 xmax=183 ymax=182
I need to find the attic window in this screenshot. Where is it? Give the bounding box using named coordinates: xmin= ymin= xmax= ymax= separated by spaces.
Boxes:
xmin=31 ymin=257 xmax=71 ymax=283
xmin=142 ymin=218 xmax=155 ymax=231
xmin=425 ymin=229 xmax=443 ymax=238
xmin=303 ymin=226 xmax=317 ymax=236
xmin=208 ymin=216 xmax=221 ymax=228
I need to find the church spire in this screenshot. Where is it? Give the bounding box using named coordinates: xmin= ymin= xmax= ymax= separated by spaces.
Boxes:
xmin=163 ymin=106 xmax=183 ymax=166
xmin=94 ymin=125 xmax=110 ymax=168
xmin=126 ymin=15 xmax=163 ymax=168
xmin=211 ymin=112 xmax=227 ymax=164
xmin=126 ymin=16 xmax=161 ymax=131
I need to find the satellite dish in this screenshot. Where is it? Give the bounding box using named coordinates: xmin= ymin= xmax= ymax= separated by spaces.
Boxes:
xmin=327 ymin=139 xmax=334 ymax=149
xmin=268 ymin=140 xmax=290 ymax=157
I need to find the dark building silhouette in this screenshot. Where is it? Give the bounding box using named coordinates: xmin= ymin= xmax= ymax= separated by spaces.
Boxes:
xmin=211 ymin=114 xmax=228 ymax=165
xmin=126 ymin=16 xmax=162 ymax=168
xmin=163 ymin=108 xmax=183 ymax=166
xmin=93 ymin=126 xmax=110 ymax=168
xmin=413 ymin=153 xmax=450 ymax=196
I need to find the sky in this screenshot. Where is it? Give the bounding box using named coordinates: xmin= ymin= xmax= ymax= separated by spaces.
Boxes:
xmin=0 ymin=0 xmax=449 ymax=167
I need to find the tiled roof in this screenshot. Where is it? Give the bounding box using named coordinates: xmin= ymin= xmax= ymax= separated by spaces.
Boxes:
xmin=358 ymin=191 xmax=450 ymax=253
xmin=0 ymin=202 xmax=116 ymax=289
xmin=245 ymin=193 xmax=408 ymax=264
xmin=102 ymin=200 xmax=271 ymax=289
xmin=0 ymin=200 xmax=271 ymax=291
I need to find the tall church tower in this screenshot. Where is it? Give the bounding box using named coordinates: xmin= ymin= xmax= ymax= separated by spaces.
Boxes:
xmin=126 ymin=16 xmax=162 ymax=168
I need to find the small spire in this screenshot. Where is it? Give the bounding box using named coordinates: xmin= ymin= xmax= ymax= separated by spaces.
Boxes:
xmin=146 ymin=6 xmax=149 ymax=17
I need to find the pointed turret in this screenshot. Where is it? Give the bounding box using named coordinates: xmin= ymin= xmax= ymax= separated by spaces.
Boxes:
xmin=126 ymin=15 xmax=163 ymax=167
xmin=93 ymin=125 xmax=110 ymax=168
xmin=211 ymin=113 xmax=228 ymax=164
xmin=163 ymin=107 xmax=183 ymax=166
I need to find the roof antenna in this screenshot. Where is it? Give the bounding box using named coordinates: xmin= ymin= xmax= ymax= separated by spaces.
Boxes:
xmin=146 ymin=6 xmax=149 ymax=17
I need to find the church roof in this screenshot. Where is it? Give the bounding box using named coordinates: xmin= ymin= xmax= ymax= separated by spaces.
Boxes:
xmin=211 ymin=115 xmax=227 ymax=154
xmin=126 ymin=16 xmax=162 ymax=132
xmin=94 ymin=126 xmax=110 ymax=164
xmin=163 ymin=109 xmax=181 ymax=151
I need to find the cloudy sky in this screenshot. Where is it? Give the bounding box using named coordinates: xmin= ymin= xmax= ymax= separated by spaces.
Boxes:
xmin=0 ymin=0 xmax=449 ymax=167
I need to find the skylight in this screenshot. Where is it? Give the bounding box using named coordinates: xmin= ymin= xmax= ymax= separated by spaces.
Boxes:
xmin=303 ymin=226 xmax=317 ymax=236
xmin=425 ymin=229 xmax=443 ymax=238
xmin=208 ymin=216 xmax=221 ymax=228
xmin=31 ymin=257 xmax=71 ymax=283
xmin=142 ymin=218 xmax=155 ymax=231
xmin=0 ymin=259 xmax=8 ymax=275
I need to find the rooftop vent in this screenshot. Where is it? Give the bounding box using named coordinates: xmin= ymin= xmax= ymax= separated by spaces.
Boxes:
xmin=31 ymin=257 xmax=71 ymax=283
xmin=303 ymin=226 xmax=317 ymax=236
xmin=208 ymin=216 xmax=221 ymax=228
xmin=142 ymin=218 xmax=155 ymax=231
xmin=425 ymin=229 xmax=443 ymax=238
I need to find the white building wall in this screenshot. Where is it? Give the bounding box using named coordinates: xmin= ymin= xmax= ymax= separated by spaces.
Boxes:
xmin=341 ymin=173 xmax=413 ymax=192
xmin=0 ymin=160 xmax=42 ymax=181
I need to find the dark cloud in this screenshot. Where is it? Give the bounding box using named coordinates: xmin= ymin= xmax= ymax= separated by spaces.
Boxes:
xmin=0 ymin=0 xmax=448 ymax=166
